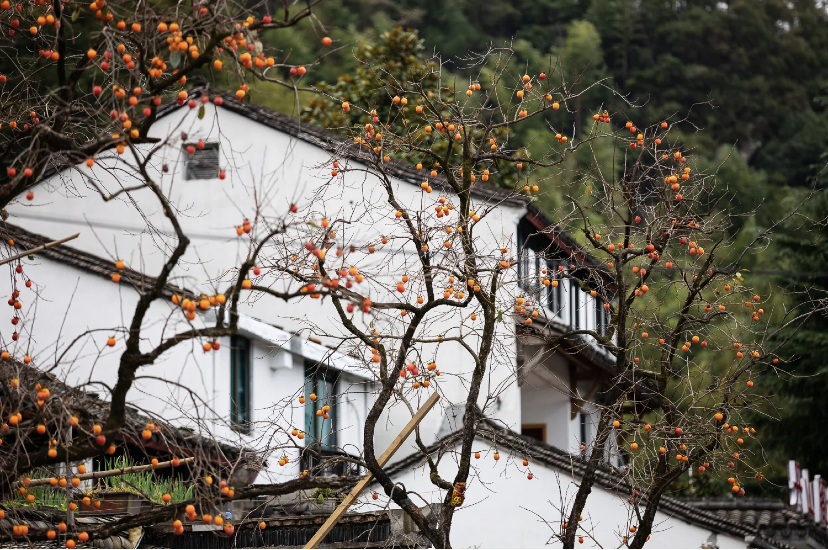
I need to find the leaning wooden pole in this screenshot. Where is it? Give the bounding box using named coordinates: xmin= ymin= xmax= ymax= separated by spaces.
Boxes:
xmin=304 ymin=392 xmax=440 ymax=549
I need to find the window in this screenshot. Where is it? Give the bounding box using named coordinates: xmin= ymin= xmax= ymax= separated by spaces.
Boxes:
xmin=521 ymin=424 xmax=546 ymax=443
xmin=304 ymin=362 xmax=338 ymax=450
xmin=570 ymin=280 xmax=581 ymax=329
xmin=517 ymin=220 xmax=549 ymax=310
xmin=595 ymin=297 xmax=609 ymax=336
xmin=230 ymin=335 xmax=251 ymax=431
xmin=547 ymin=261 xmax=564 ymax=315
xmin=518 ymin=246 xmax=541 ymax=291
xmin=183 ymin=142 xmax=220 ymax=180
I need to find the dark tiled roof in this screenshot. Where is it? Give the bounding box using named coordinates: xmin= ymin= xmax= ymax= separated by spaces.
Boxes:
xmin=1 ymin=361 xmax=243 ymax=465
xmin=679 ymin=498 xmax=828 ymax=548
xmin=142 ymin=509 xmax=430 ymax=549
xmin=383 ymin=419 xmax=778 ymax=544
xmin=159 ymin=87 xmax=529 ymax=210
xmin=0 ymin=507 xmax=136 ymax=548
xmin=525 ymin=203 xmax=615 ymax=290
xmin=1 ymin=222 xmax=191 ymax=299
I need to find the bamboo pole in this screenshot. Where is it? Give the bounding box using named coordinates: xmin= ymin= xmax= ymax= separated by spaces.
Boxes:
xmin=304 ymin=392 xmax=440 ymax=549
xmin=0 ymin=233 xmax=80 ymax=267
xmin=21 ymin=456 xmax=195 ymax=487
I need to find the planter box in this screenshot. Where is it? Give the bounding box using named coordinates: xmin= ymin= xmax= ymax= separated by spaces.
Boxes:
xmin=78 ymin=492 xmax=154 ymax=516
xmin=306 ymin=498 xmax=339 ymax=516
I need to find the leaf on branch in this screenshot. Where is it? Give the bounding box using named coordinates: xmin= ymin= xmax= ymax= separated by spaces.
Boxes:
xmin=584 ymin=182 xmax=594 ymax=196
xmin=497 ymin=310 xmax=503 ymax=323
xmin=306 ymin=221 xmax=319 ymax=228
xmin=27 ymin=255 xmax=34 ymax=261
xmin=170 ymin=51 xmax=183 ymax=69
xmin=198 ymin=105 xmax=205 ymax=119
xmin=71 ymin=8 xmax=79 ymax=21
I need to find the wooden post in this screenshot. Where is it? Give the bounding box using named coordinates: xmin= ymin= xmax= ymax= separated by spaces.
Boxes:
xmin=0 ymin=233 xmax=79 ymax=267
xmin=303 ymin=392 xmax=440 ymax=549
xmin=65 ymin=427 xmax=73 ymax=529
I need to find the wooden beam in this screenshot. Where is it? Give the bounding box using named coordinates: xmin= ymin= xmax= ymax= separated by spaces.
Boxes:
xmin=569 ymin=363 xmax=579 ymax=420
xmin=571 ymin=379 xmax=602 ymax=420
xmin=517 ymin=349 xmax=547 ymax=386
xmin=304 ymin=392 xmax=440 ymax=549
xmin=0 ymin=233 xmax=79 ymax=266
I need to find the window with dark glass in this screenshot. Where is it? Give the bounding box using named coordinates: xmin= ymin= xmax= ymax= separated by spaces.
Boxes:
xmin=571 ymin=280 xmax=581 ymax=329
xmin=547 ymin=260 xmax=564 ymax=315
xmin=183 ymin=142 xmax=220 ymax=180
xmin=230 ymin=335 xmax=251 ymax=431
xmin=595 ymin=297 xmax=609 ymax=335
xmin=521 ymin=424 xmax=546 ymax=443
xmin=304 ymin=362 xmax=338 ymax=450
xmin=518 ymin=244 xmax=541 ymax=291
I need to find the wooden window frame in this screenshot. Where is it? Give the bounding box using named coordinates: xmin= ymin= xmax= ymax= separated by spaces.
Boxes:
xmin=521 ymin=423 xmax=547 ymax=443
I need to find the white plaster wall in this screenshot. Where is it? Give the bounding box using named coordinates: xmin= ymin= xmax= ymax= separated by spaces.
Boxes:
xmin=521 ymin=385 xmax=571 ymax=449
xmin=335 ymin=371 xmax=372 ymax=461
xmin=370 ymin=437 xmax=749 ymax=549
xmin=6 ymin=103 xmax=527 ymax=458
xmin=520 ymin=351 xmax=589 ymax=451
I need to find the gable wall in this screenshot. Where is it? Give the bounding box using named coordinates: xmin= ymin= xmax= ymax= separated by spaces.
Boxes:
xmin=375 ymin=438 xmax=750 ymax=549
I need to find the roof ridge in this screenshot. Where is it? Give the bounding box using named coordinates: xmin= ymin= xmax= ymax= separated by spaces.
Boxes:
xmin=2 ymin=361 xmax=245 ymax=462
xmin=164 ymin=87 xmax=530 ymax=209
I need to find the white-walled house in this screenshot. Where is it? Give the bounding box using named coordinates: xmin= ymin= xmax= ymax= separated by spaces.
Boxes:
xmin=5 ymin=88 xmax=613 ymax=461
xmin=1 ymin=88 xmax=800 ymax=548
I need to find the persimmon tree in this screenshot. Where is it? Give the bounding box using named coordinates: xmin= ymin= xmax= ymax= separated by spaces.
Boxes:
xmin=255 ymin=42 xmax=825 ymax=549
xmin=0 ymin=0 xmax=334 ymax=209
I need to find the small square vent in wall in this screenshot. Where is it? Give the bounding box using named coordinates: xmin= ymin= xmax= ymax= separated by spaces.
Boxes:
xmin=183 ymin=142 xmax=220 ymax=180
